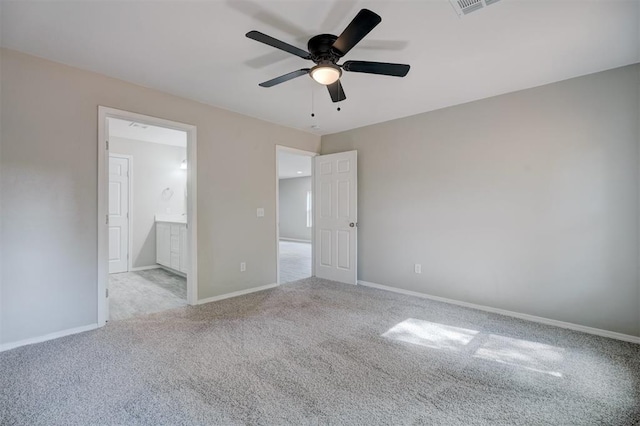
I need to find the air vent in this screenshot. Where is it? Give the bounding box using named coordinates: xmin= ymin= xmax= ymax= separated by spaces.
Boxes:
xmin=449 ymin=0 xmax=500 ymax=17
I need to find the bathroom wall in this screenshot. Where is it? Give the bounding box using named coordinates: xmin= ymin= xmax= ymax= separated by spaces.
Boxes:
xmin=110 ymin=136 xmax=187 ymax=269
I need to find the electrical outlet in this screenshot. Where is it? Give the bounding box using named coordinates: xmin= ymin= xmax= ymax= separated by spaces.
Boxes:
xmin=256 ymin=208 xmax=264 ymax=217
xmin=240 ymin=262 xmax=246 ymax=272
xmin=414 ymin=264 xmax=422 ymax=274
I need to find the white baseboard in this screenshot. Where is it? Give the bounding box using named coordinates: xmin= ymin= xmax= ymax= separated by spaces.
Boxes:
xmin=198 ymin=283 xmax=279 ymax=305
xmin=279 ymin=238 xmax=312 ymax=244
xmin=158 ymin=265 xmax=186 ymax=277
xmin=357 ymin=280 xmax=640 ymax=344
xmin=0 ymin=323 xmax=99 ymax=353
xmin=130 ymin=265 xmax=161 ymax=272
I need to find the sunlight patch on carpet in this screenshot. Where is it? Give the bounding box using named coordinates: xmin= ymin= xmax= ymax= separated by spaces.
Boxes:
xmin=473 ymin=334 xmax=565 ymax=377
xmin=382 ymin=318 xmax=478 ymax=350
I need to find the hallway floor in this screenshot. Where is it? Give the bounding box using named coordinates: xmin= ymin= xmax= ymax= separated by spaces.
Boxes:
xmin=109 ymin=268 xmax=187 ymax=321
xmin=279 ymin=240 xmax=312 ymax=283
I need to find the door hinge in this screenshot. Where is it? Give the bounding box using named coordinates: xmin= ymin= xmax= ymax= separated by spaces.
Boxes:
xmin=106 ymin=288 xmax=109 ymax=298
xmin=106 ymin=214 xmax=109 ymax=225
xmin=106 ymin=140 xmax=109 ymax=150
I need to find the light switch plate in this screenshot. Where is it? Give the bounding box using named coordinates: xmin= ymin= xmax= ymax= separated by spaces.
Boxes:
xmin=257 ymin=208 xmax=265 ymax=217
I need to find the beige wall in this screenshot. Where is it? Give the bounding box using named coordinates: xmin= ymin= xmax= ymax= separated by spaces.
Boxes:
xmin=322 ymin=64 xmax=640 ymax=337
xmin=0 ymin=49 xmax=320 ymax=344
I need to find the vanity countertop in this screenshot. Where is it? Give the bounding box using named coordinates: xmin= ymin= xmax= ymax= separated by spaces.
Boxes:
xmin=155 ymin=214 xmax=187 ymax=224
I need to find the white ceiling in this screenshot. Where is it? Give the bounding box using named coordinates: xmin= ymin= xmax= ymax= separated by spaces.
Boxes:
xmin=278 ymin=151 xmax=312 ymax=179
xmin=2 ymin=1 xmax=638 ymax=135
xmin=108 ymin=118 xmax=187 ymax=147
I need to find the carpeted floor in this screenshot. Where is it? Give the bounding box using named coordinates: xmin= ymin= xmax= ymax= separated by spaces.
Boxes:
xmin=279 ymin=240 xmax=311 ymax=283
xmin=1 ymin=277 xmax=639 ymax=425
xmin=109 ymin=268 xmax=187 ymax=321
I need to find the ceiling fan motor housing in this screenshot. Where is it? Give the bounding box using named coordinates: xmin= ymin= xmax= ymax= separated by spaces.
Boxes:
xmin=308 ymin=34 xmax=342 ymax=64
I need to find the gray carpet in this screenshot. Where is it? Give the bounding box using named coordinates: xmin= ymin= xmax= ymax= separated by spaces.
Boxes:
xmin=1 ymin=277 xmax=639 ymax=425
xmin=109 ymin=268 xmax=187 ymax=321
xmin=279 ymin=240 xmax=311 ymax=283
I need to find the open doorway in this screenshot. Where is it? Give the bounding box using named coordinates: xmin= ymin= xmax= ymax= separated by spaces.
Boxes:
xmin=107 ymin=118 xmax=188 ymax=320
xmin=276 ymin=146 xmax=317 ymax=284
xmin=98 ymin=107 xmax=197 ymax=326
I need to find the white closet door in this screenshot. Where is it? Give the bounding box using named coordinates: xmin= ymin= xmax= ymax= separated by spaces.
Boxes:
xmin=108 ymin=156 xmax=129 ymax=274
xmin=314 ymin=151 xmax=357 ymax=285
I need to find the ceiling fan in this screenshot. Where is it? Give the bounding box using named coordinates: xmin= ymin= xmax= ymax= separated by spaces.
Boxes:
xmin=246 ymin=9 xmax=410 ymax=103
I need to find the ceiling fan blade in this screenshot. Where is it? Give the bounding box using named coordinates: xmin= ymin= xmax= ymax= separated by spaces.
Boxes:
xmin=259 ymin=69 xmax=310 ymax=87
xmin=246 ymin=30 xmax=311 ymax=60
xmin=342 ymin=60 xmax=410 ymax=77
xmin=332 ymin=9 xmax=382 ymax=57
xmin=327 ymin=80 xmax=346 ymax=103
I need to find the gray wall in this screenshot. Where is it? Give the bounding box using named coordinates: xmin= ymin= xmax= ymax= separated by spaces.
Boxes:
xmin=322 ymin=64 xmax=640 ymax=337
xmin=110 ymin=137 xmax=187 ymax=269
xmin=0 ymin=48 xmax=320 ymax=345
xmin=279 ymin=176 xmax=312 ymax=241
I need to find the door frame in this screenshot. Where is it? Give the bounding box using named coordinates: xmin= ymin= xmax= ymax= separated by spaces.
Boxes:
xmin=275 ymin=145 xmax=318 ymax=284
xmin=98 ymin=106 xmax=198 ymax=326
xmin=108 ymin=153 xmax=134 ymax=273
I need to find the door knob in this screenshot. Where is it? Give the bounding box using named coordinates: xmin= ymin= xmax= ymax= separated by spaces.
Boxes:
xmin=349 ymin=222 xmax=355 ymax=228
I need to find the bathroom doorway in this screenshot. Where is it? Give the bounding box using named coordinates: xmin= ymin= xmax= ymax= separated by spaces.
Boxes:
xmin=98 ymin=107 xmax=197 ymax=325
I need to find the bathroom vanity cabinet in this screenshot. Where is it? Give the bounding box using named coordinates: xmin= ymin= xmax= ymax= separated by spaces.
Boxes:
xmin=156 ymin=220 xmax=188 ymax=274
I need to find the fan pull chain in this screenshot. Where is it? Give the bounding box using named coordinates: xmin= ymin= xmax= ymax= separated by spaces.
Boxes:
xmin=310 ymin=89 xmax=315 ymax=118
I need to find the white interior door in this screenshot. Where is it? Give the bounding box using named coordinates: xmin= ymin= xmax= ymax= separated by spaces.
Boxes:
xmin=108 ymin=155 xmax=129 ymax=274
xmin=314 ymin=151 xmax=357 ymax=284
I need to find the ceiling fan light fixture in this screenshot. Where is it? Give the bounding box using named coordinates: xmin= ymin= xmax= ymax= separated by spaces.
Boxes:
xmin=310 ymin=64 xmax=341 ymax=85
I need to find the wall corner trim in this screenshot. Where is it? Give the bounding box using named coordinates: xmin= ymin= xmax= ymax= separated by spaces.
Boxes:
xmin=357 ymin=280 xmax=640 ymax=344
xmin=197 ymin=283 xmax=279 ymax=305
xmin=0 ymin=323 xmax=99 ymax=353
